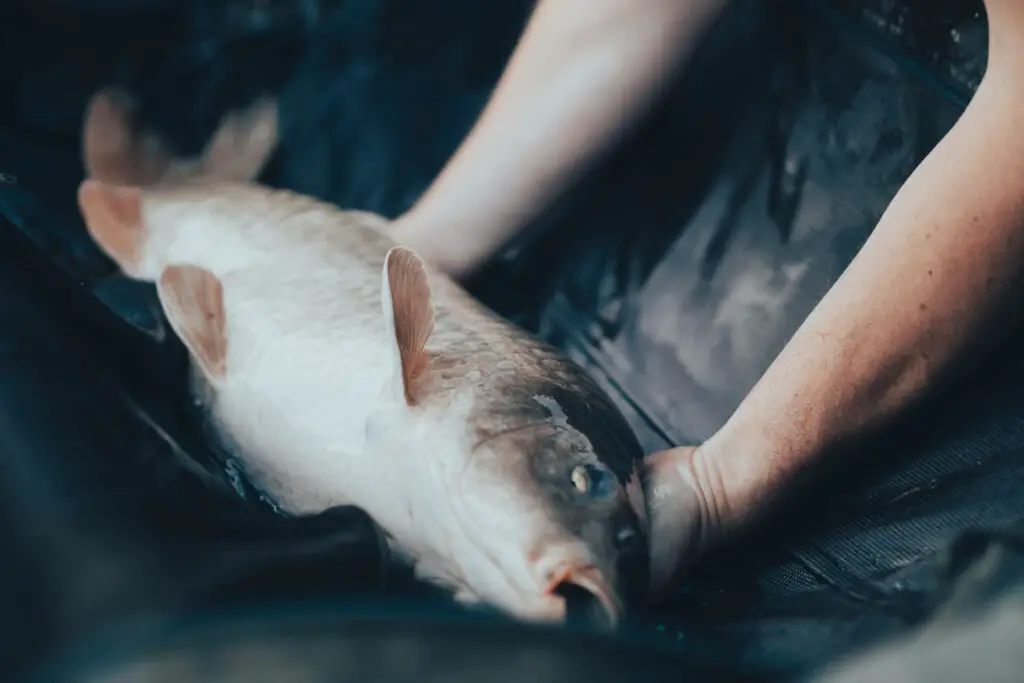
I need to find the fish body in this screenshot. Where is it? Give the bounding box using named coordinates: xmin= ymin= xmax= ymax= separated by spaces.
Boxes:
xmin=76 ymin=90 xmax=649 ymax=627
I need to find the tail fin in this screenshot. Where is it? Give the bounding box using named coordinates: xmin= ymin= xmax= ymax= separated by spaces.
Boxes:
xmin=81 ymin=88 xmax=279 ymax=187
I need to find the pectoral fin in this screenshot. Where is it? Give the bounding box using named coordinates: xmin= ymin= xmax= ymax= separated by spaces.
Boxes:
xmin=157 ymin=265 xmax=228 ymax=385
xmin=380 ymin=246 xmax=435 ymax=405
xmin=77 ymin=179 xmax=146 ymax=276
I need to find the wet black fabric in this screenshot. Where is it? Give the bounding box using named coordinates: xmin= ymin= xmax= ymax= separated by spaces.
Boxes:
xmin=2 ymin=0 xmax=1023 ymax=680
xmin=28 ymin=607 xmax=768 ymax=683
xmin=807 ymin=524 xmax=1024 ymax=682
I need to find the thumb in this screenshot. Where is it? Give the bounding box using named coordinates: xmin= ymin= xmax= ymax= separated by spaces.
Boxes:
xmin=642 ymin=446 xmax=703 ymax=600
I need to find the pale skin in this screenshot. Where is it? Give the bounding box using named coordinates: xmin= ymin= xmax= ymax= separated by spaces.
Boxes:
xmin=390 ymin=0 xmax=1024 ymax=597
xmin=389 ymin=0 xmax=729 ymax=277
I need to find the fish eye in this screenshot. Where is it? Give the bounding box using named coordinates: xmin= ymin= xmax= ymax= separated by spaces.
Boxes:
xmin=570 ymin=464 xmax=616 ymax=499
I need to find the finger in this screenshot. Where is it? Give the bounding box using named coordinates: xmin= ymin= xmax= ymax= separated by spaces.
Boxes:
xmin=642 ymin=451 xmax=699 ymax=598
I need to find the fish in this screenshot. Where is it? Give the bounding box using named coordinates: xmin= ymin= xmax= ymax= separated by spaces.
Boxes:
xmin=75 ymin=89 xmax=650 ymax=628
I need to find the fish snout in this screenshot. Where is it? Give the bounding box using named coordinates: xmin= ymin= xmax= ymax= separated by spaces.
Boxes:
xmin=534 ymin=549 xmax=621 ymax=630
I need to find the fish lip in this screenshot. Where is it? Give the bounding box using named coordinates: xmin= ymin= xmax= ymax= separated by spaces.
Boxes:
xmin=545 ymin=563 xmax=621 ymax=629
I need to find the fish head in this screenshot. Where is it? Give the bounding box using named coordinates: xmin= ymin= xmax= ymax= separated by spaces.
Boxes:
xmin=366 ymin=386 xmax=649 ymax=630
xmin=369 ymin=246 xmax=649 ymax=629
xmin=451 ymin=385 xmax=649 ymax=630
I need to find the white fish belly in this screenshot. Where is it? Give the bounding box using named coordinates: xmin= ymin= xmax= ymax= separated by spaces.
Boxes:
xmin=207 ymin=262 xmax=397 ymax=514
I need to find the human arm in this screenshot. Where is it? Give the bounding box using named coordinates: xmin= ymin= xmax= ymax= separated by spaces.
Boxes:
xmin=645 ymin=0 xmax=1024 ymax=595
xmin=389 ymin=0 xmax=731 ymax=278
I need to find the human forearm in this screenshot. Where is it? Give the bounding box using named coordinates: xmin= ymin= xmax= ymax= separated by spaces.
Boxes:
xmin=697 ymin=9 xmax=1024 ymax=533
xmin=394 ymin=0 xmax=729 ymax=277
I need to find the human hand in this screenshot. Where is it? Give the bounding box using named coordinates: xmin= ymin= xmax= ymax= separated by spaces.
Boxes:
xmin=641 ymin=445 xmax=712 ymax=599
xmin=384 ymin=0 xmax=728 ymax=282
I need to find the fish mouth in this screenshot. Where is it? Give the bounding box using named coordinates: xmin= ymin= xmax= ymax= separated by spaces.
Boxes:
xmin=545 ymin=563 xmax=620 ymax=630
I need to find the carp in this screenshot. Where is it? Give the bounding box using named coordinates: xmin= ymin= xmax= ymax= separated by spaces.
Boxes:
xmin=76 ymin=90 xmax=649 ymax=628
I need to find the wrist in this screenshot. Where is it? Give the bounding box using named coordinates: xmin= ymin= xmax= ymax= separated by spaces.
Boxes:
xmin=644 ymin=434 xmax=801 ymax=596
xmin=694 ymin=419 xmax=820 ymax=539
xmin=684 ymin=441 xmax=732 ymax=547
